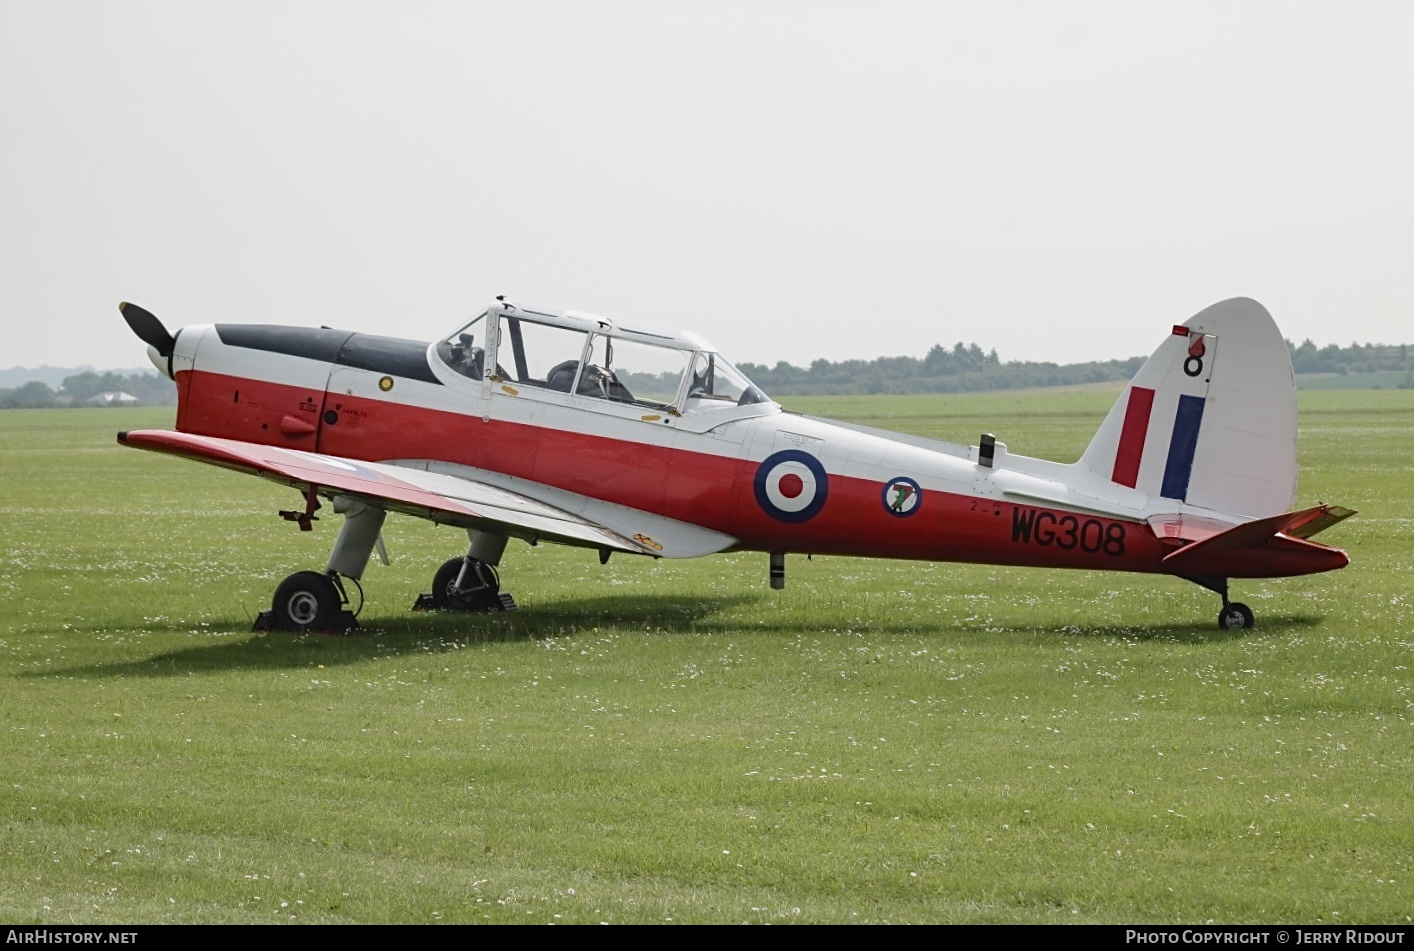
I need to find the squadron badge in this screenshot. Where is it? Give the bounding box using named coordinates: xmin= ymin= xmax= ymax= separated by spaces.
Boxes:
xmin=881 ymin=477 xmax=922 ymax=517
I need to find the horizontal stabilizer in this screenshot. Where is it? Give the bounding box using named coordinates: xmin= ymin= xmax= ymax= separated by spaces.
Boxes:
xmin=1161 ymin=504 xmax=1353 ymax=579
xmin=1164 ymin=509 xmax=1303 ymax=558
xmin=1147 ymin=503 xmax=1356 ymax=548
xmin=1282 ymin=505 xmax=1357 ymax=539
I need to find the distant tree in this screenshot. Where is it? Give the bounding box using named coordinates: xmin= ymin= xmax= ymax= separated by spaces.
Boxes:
xmin=61 ymin=371 xmax=103 ymax=402
xmin=2 ymin=380 xmax=58 ymax=408
xmin=1291 ymin=339 xmax=1319 ymax=373
xmin=68 ymin=370 xmax=176 ymax=405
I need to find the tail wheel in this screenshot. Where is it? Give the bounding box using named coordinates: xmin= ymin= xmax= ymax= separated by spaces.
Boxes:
xmin=271 ymin=571 xmax=341 ymax=631
xmin=432 ymin=557 xmax=501 ymax=612
xmin=1218 ymin=602 xmax=1255 ymax=630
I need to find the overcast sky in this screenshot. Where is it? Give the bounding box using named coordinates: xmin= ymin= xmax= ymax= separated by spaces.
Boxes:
xmin=2 ymin=1 xmax=1410 ymax=371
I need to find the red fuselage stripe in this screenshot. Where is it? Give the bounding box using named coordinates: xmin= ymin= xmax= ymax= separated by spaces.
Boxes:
xmin=1111 ymin=386 xmax=1155 ymax=488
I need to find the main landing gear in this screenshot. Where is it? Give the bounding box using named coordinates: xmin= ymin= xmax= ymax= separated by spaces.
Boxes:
xmin=256 ymin=495 xmax=383 ymax=633
xmin=268 ymin=570 xmax=358 ymax=633
xmin=413 ymin=529 xmax=517 ymax=614
xmin=1190 ymin=576 xmax=1255 ymax=631
xmin=255 ymin=496 xmax=515 ymax=634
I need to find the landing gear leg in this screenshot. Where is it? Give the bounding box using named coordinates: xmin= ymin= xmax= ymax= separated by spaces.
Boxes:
xmin=415 ymin=530 xmax=517 ymax=613
xmin=1189 ymin=576 xmax=1255 ymax=630
xmin=257 ymin=496 xmax=384 ymax=633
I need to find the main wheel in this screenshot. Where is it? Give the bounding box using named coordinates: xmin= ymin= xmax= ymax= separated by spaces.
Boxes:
xmin=271 ymin=571 xmax=341 ymax=631
xmin=432 ymin=557 xmax=501 ymax=611
xmin=1218 ymin=601 xmax=1255 ymax=630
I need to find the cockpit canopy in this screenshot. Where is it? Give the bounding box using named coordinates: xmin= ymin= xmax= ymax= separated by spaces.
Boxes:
xmin=435 ymin=303 xmax=771 ymax=414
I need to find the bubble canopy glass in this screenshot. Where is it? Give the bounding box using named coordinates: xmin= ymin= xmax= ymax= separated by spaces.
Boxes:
xmin=437 ymin=306 xmax=770 ymax=412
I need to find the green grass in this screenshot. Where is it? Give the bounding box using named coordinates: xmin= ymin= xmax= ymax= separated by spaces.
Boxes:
xmin=1 ymin=395 xmax=1411 ymax=923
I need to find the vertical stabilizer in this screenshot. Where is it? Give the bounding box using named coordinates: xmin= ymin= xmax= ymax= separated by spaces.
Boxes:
xmin=1079 ymin=298 xmax=1298 ymax=519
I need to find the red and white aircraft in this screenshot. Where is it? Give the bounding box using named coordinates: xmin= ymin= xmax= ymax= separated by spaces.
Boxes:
xmin=118 ymin=296 xmax=1353 ymax=631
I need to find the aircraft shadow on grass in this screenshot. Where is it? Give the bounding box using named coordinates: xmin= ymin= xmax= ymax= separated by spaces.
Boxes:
xmin=40 ymin=595 xmax=1325 ymax=679
xmin=47 ymin=593 xmax=755 ymax=678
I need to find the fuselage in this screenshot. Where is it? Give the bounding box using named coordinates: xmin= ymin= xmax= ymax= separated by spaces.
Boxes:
xmin=152 ymin=304 xmax=1345 ymax=581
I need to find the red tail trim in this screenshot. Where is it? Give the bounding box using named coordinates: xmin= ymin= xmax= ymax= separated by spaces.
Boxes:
xmin=1111 ymin=386 xmax=1155 ymax=488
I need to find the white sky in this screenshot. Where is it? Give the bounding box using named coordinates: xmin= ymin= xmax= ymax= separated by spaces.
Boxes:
xmin=2 ymin=1 xmax=1410 ymax=370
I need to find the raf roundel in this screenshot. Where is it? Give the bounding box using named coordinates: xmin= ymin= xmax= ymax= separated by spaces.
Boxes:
xmin=303 ymin=455 xmax=387 ymax=483
xmin=754 ymin=449 xmax=829 ymax=523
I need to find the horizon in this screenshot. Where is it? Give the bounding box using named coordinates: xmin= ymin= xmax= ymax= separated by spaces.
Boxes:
xmin=3 ymin=334 xmax=1408 ymax=383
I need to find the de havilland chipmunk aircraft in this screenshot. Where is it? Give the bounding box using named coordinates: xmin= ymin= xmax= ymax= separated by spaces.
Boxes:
xmin=117 ymin=295 xmax=1353 ymax=632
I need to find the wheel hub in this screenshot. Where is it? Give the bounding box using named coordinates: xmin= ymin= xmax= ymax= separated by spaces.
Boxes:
xmin=287 ymin=591 xmax=321 ymax=625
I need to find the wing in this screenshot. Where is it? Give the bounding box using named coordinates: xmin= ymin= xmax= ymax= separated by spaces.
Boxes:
xmin=117 ymin=430 xmax=736 ymax=559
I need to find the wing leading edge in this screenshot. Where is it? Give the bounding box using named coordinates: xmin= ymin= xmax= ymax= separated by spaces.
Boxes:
xmin=117 ymin=430 xmax=736 ymax=558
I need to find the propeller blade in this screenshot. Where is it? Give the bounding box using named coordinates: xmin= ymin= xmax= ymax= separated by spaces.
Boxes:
xmin=119 ymin=301 xmax=175 ymax=358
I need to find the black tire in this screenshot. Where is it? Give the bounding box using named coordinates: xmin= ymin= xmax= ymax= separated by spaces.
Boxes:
xmin=432 ymin=557 xmax=501 ymax=611
xmin=271 ymin=571 xmax=341 ymax=631
xmin=1218 ymin=602 xmax=1255 ymax=631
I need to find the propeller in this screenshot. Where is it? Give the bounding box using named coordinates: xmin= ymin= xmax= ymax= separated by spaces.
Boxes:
xmin=119 ymin=301 xmax=175 ymax=358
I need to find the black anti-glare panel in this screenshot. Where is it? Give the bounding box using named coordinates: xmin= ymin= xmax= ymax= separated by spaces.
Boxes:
xmin=214 ymin=325 xmax=442 ymax=386
xmin=337 ymin=334 xmax=441 ymax=385
xmin=215 ymin=325 xmax=353 ymax=363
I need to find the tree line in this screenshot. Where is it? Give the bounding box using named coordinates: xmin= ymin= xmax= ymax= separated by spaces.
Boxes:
xmin=738 ymin=338 xmax=1414 ymax=396
xmin=0 ymin=371 xmax=177 ymax=408
xmin=737 ymin=342 xmax=1146 ymax=396
xmin=1288 ymin=340 xmax=1409 ymax=375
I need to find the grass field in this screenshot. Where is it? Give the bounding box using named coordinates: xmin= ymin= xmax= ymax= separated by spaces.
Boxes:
xmin=1 ymin=392 xmax=1410 ymax=924
xmin=1295 ymin=371 xmax=1412 ymax=391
